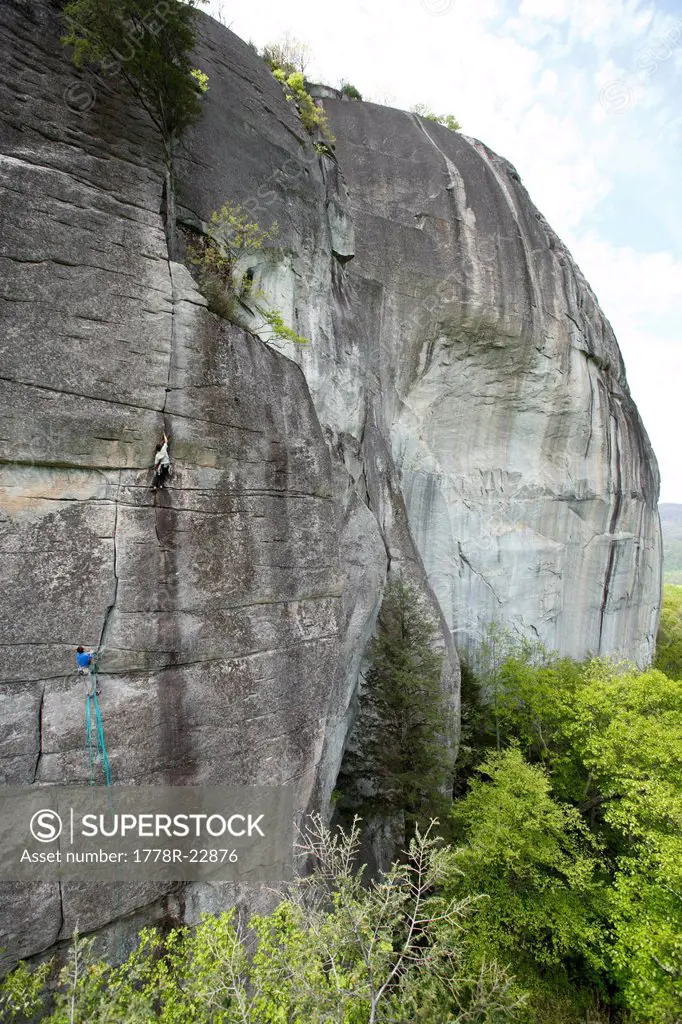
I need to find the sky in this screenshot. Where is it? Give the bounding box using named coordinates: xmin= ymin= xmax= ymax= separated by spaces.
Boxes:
xmin=207 ymin=0 xmax=682 ymax=502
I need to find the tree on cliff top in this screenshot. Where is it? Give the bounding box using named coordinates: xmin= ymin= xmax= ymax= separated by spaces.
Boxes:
xmin=61 ymin=0 xmax=208 ymax=259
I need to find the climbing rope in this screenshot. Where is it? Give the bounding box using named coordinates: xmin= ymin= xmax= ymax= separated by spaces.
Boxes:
xmin=83 ymin=671 xmax=125 ymax=961
xmin=85 ymin=686 xmax=112 ymax=789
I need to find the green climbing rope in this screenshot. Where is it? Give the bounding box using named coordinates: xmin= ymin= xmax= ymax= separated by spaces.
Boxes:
xmin=85 ymin=674 xmax=112 ymax=789
xmin=83 ymin=670 xmax=124 ymax=960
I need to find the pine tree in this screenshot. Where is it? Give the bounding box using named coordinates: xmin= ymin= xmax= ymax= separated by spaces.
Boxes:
xmin=342 ymin=578 xmax=453 ymax=846
xmin=61 ymin=0 xmax=208 ymax=259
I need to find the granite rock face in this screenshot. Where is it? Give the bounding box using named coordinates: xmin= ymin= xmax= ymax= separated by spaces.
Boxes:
xmin=177 ymin=18 xmax=660 ymax=668
xmin=0 ymin=0 xmax=659 ymax=963
xmin=291 ymin=104 xmax=663 ymax=670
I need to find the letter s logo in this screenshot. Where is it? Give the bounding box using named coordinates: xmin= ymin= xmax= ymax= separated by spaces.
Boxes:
xmin=30 ymin=809 xmax=63 ymax=843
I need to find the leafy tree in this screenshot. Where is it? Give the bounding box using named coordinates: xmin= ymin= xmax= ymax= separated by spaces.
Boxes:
xmin=0 ymin=960 xmax=49 ymax=1023
xmin=655 ymin=583 xmax=682 ymax=678
xmin=452 ymin=660 xmax=495 ymax=798
xmin=272 ymin=68 xmax=335 ymax=141
xmin=188 ymin=201 xmax=279 ymax=297
xmin=476 ymin=624 xmax=536 ymax=751
xmin=487 ymin=653 xmax=682 ymax=1022
xmin=61 ymin=0 xmax=208 ymax=259
xmin=340 ymin=578 xmax=455 ymax=848
xmin=443 ymin=748 xmax=606 ymax=1021
xmin=262 ymin=35 xmax=334 ymax=141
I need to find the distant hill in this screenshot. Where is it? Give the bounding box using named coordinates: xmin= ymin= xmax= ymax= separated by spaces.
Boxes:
xmin=660 ymin=504 xmax=682 ymax=584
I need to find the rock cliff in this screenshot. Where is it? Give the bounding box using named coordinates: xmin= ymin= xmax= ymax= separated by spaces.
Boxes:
xmin=0 ymin=0 xmax=660 ymax=963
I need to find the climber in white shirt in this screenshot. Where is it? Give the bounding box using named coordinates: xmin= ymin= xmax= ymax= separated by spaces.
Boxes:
xmin=151 ymin=432 xmax=171 ymax=491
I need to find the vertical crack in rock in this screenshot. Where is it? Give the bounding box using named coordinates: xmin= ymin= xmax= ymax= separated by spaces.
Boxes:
xmin=411 ymin=115 xmax=476 ymax=279
xmin=99 ymin=471 xmax=122 ymax=657
xmin=56 ymin=881 xmax=65 ymax=942
xmin=585 ymin=360 xmax=595 ymax=459
xmin=598 ymin=407 xmax=623 ymax=649
xmin=468 ymin=140 xmax=540 ymax=315
xmin=152 ymin=257 xmax=189 ymax=781
xmin=162 ymin=260 xmax=177 ymax=421
xmin=31 ymin=683 xmax=46 ymax=784
xmin=358 ymin=406 xmax=393 ymax=572
xmin=154 ymin=256 xmax=177 ymax=553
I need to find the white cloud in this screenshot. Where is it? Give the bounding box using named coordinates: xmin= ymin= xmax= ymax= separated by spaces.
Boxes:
xmin=519 ymin=0 xmax=569 ymax=21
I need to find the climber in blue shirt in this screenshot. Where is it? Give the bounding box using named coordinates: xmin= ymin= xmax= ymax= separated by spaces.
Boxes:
xmin=76 ymin=646 xmax=101 ymax=697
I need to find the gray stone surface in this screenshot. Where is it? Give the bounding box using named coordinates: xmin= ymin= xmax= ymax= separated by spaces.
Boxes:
xmin=319 ymin=105 xmax=662 ymax=668
xmin=0 ymin=0 xmax=348 ymax=964
xmin=0 ymin=0 xmax=660 ymax=965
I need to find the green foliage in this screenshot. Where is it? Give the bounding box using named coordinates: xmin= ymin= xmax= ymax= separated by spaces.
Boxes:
xmin=0 ymin=959 xmax=49 ymax=1022
xmin=341 ymin=81 xmax=363 ymax=101
xmin=258 ymin=309 xmax=309 ymax=346
xmin=655 ymin=583 xmax=682 ymax=678
xmin=208 ymin=202 xmax=280 ymax=259
xmin=444 ymin=748 xmax=606 ymax=1018
xmin=413 ymin=102 xmax=462 ymax=132
xmin=1 ymin=819 xmax=523 ymax=1023
xmin=266 ymin=52 xmax=335 ymax=141
xmin=263 ymin=34 xmax=312 ymax=77
xmin=198 ymin=275 xmax=238 ymax=320
xmin=61 ymin=0 xmax=208 ymax=148
xmin=263 ymin=35 xmax=336 ymax=138
xmin=186 ymin=204 xmax=308 ymax=344
xmin=187 ymin=201 xmax=277 ymax=315
xmin=453 ymin=660 xmax=495 ymax=797
xmin=485 ymin=652 xmax=682 ymax=1022
xmin=190 ymin=67 xmax=209 ymax=93
xmin=288 ymin=72 xmax=335 ymax=140
xmin=339 ymin=578 xmax=454 ymax=846
xmin=61 ymin=0 xmax=208 ymax=258
xmin=475 ymin=624 xmax=540 ymax=753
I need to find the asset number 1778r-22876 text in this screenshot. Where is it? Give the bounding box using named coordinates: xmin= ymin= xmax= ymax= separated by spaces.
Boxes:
xmin=133 ymin=849 xmax=239 ymax=863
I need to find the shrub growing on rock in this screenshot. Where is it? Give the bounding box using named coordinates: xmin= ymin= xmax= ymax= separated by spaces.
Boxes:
xmin=413 ymin=103 xmax=462 ymax=132
xmin=187 ymin=203 xmax=308 ymax=345
xmin=272 ymin=68 xmax=335 ymax=141
xmin=341 ymin=81 xmax=363 ymax=100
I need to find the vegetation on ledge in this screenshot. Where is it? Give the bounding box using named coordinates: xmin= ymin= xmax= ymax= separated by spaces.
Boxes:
xmin=186 ymin=202 xmax=308 ymax=345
